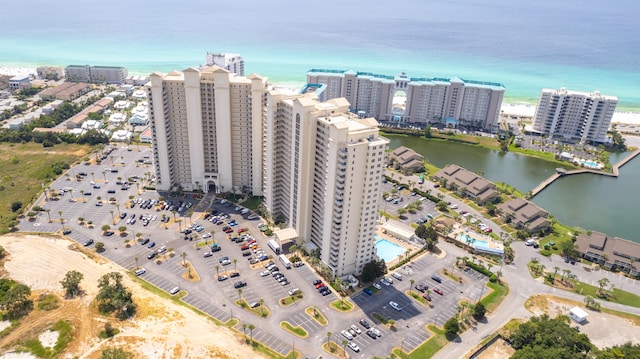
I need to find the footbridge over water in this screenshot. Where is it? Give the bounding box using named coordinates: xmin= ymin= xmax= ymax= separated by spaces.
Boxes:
xmin=529 ymin=149 xmax=640 ymax=198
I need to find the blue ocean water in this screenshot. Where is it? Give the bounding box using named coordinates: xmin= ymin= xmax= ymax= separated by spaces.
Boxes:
xmin=2 ymin=0 xmax=639 ymax=110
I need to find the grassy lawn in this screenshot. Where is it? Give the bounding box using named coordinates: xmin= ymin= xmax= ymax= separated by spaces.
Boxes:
xmin=480 ymin=281 xmax=510 ymax=313
xmin=240 ymin=196 xmax=263 ymax=210
xmin=280 ymin=321 xmax=308 ymax=338
xmin=572 ymin=280 xmax=640 ymax=308
xmin=539 ymin=222 xmax=575 ymax=254
xmin=330 ymin=299 xmax=354 ymax=312
xmin=304 ymin=307 xmax=327 ymax=325
xmin=279 ymin=293 xmax=303 ymax=306
xmin=393 ymin=324 xmax=448 ymax=359
xmin=0 ymin=142 xmax=92 ymax=234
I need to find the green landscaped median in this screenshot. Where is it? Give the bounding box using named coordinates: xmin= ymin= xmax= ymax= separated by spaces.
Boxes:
xmin=406 ymin=290 xmax=430 ymax=307
xmin=280 ymin=293 xmax=303 ymax=306
xmin=236 ymin=299 xmax=270 ymax=317
xmin=393 ymin=324 xmax=447 ymax=359
xmin=280 ymin=321 xmax=308 ymax=338
xmin=304 ymin=307 xmax=327 ymax=325
xmin=330 ymin=299 xmax=354 ymax=312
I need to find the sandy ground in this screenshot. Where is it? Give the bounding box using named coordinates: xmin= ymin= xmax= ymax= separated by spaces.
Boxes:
xmin=0 ymin=234 xmax=264 ymax=359
xmin=527 ymin=295 xmax=640 ymax=349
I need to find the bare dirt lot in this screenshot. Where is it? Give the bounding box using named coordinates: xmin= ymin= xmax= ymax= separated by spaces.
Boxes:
xmin=0 ymin=233 xmax=264 ymax=359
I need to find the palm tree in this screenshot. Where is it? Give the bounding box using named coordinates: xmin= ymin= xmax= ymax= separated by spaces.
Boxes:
xmin=409 ymin=279 xmax=415 ymax=294
xmin=342 ymin=339 xmax=348 ymax=352
xmin=110 ymin=210 xmax=115 ymax=224
xmin=115 ymin=203 xmax=121 ymax=217
xmin=238 ymin=288 xmax=243 ymax=302
xmin=259 ymin=298 xmax=264 ymax=316
xmin=242 ymin=323 xmax=247 ymax=339
xmin=181 ymin=252 xmax=187 ymax=266
xmin=326 ymin=331 xmax=332 ymax=346
xmin=135 ymin=256 xmax=139 ymax=270
xmin=45 ymin=209 xmax=52 ymax=223
xmin=233 ymin=258 xmax=238 ymax=272
xmin=90 ymin=172 xmax=95 ymax=182
xmin=215 ymin=265 xmax=220 ymax=278
xmin=79 ymin=190 xmax=85 ymax=202
xmin=248 ymin=324 xmax=255 ymax=342
xmin=59 ymin=217 xmax=66 ymax=231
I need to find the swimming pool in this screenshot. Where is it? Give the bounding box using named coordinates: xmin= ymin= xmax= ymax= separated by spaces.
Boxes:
xmin=457 ymin=233 xmax=504 ymax=254
xmin=375 ymin=237 xmax=407 ymax=263
xmin=580 ymin=159 xmax=600 ymax=169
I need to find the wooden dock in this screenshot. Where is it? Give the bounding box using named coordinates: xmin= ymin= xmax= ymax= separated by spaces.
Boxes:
xmin=529 ymin=149 xmax=640 ymax=197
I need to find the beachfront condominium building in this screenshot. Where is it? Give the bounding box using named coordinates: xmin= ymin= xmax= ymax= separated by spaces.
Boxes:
xmin=306 ymin=69 xmax=505 ymax=130
xmin=146 ymin=66 xmax=266 ymax=195
xmin=65 ymin=65 xmax=128 ymax=84
xmin=205 ymin=53 xmax=245 ymax=76
xmin=264 ymin=92 xmax=389 ymax=276
xmin=532 ymin=88 xmax=617 ymax=143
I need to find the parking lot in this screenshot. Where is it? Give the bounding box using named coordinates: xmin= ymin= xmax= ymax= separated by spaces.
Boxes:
xmin=20 ymin=145 xmax=493 ymax=358
xmin=380 ymin=180 xmax=438 ymax=226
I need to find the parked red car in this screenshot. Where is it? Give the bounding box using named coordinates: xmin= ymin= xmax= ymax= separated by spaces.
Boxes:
xmin=433 ymin=288 xmax=444 ymax=295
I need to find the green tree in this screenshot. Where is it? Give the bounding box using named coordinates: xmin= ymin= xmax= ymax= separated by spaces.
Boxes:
xmin=509 ymin=314 xmax=593 ymax=358
xmin=361 ymin=259 xmax=387 ymax=282
xmin=472 ymin=302 xmax=487 ymax=320
xmin=0 ymin=245 xmax=5 ymax=260
xmin=95 ymin=242 xmax=105 ymax=252
xmin=0 ymin=282 xmax=33 ymax=319
xmin=100 ymin=347 xmax=132 ymax=359
xmin=444 ymin=317 xmax=460 ymax=338
xmin=96 ymin=272 xmax=136 ymax=320
xmin=60 ymin=270 xmax=84 ymax=298
xmin=11 ymin=201 xmax=22 ymax=212
xmin=415 ymin=223 xmax=439 ymax=250
xmin=424 ymin=124 xmax=432 ymax=138
xmin=437 ymin=200 xmax=448 ymax=212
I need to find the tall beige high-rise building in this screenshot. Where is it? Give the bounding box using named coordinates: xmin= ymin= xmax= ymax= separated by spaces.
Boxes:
xmin=307 ymin=69 xmax=505 ymax=130
xmin=264 ymin=92 xmax=389 ymax=276
xmin=146 ymin=66 xmax=266 ymax=194
xmin=532 ymin=88 xmax=617 ymax=143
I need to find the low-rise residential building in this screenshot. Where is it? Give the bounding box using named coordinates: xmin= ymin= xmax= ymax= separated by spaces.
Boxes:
xmin=575 ymin=231 xmax=640 ymax=277
xmin=388 ymin=146 xmax=424 ymax=173
xmin=139 ymin=126 xmax=152 ymax=143
xmin=111 ymin=129 xmax=132 ymax=141
xmin=433 ymin=164 xmax=499 ymax=204
xmin=39 ymin=82 xmax=92 ymax=101
xmin=9 ymin=75 xmax=32 ymax=90
xmin=497 ymin=198 xmax=551 ymax=234
xmin=108 ymin=112 xmax=127 ymax=125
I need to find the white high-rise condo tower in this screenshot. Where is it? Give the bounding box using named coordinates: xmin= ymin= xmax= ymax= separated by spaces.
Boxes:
xmin=532 ymin=88 xmax=617 ymax=143
xmin=264 ymin=92 xmax=389 ymax=276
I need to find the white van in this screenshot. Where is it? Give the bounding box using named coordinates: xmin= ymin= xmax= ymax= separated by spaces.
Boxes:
xmin=391 ymin=272 xmax=403 ymax=281
xmin=525 ymin=239 xmax=535 ymax=246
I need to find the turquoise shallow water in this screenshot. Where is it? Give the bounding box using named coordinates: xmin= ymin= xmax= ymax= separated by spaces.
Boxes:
xmin=1 ymin=0 xmax=639 ymax=110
